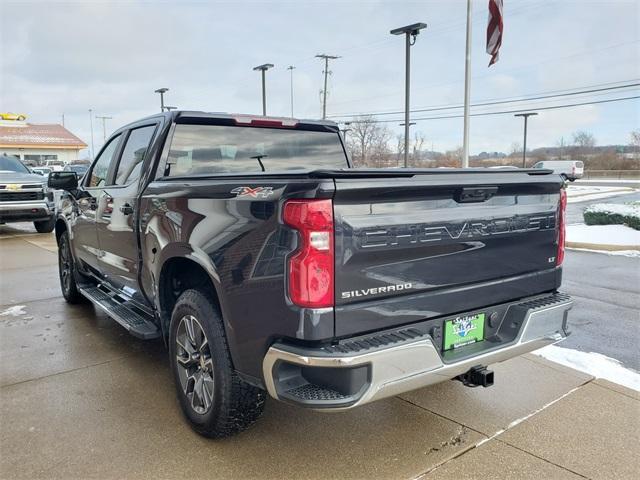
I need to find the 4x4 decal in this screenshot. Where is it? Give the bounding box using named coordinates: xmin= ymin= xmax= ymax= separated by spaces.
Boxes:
xmin=231 ymin=186 xmax=274 ymax=198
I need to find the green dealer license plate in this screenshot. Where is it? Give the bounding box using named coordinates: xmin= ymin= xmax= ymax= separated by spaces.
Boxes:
xmin=443 ymin=313 xmax=485 ymax=350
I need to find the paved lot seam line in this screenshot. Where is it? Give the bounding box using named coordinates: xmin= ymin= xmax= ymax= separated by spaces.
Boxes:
xmin=0 ymin=354 xmax=137 ymax=389
xmin=494 ymin=438 xmax=591 ymax=479
xmin=410 ymin=382 xmax=589 ymax=479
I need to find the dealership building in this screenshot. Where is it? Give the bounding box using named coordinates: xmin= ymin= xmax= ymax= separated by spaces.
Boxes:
xmin=0 ymin=119 xmax=87 ymax=165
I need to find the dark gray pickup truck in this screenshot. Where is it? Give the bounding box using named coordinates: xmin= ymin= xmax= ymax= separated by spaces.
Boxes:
xmin=49 ymin=111 xmax=572 ymax=438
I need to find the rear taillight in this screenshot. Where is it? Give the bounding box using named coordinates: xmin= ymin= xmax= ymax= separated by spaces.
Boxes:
xmin=283 ymin=199 xmax=334 ymax=308
xmin=557 ymin=189 xmax=567 ymax=265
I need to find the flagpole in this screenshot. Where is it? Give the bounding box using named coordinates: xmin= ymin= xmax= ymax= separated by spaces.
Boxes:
xmin=462 ymin=0 xmax=472 ymax=168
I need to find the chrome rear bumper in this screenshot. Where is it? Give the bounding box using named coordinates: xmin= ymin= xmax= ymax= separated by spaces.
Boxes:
xmin=263 ymin=293 xmax=573 ymax=410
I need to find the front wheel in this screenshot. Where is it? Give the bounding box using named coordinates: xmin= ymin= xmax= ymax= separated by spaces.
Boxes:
xmin=34 ymin=217 xmax=55 ymax=233
xmin=169 ymin=289 xmax=265 ymax=438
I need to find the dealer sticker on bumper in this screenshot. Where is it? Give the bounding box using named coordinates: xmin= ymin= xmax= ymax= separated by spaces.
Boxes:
xmin=444 ymin=313 xmax=485 ymax=350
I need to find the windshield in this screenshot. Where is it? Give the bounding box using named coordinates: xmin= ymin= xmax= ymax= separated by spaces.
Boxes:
xmin=0 ymin=156 xmax=30 ymax=174
xmin=167 ymin=124 xmax=347 ymax=176
xmin=66 ymin=165 xmax=88 ymax=173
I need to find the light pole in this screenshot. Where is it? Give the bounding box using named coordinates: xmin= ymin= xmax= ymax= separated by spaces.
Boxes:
xmin=154 ymin=88 xmax=169 ymax=112
xmin=390 ymin=22 xmax=427 ymax=168
xmin=287 ymin=65 xmax=295 ymax=117
xmin=88 ymin=109 xmax=95 ymax=160
xmin=514 ymin=112 xmax=538 ymax=168
xmin=95 ymin=115 xmax=112 ymax=142
xmin=462 ymin=0 xmax=473 ymax=168
xmin=253 ymin=64 xmax=274 ymax=116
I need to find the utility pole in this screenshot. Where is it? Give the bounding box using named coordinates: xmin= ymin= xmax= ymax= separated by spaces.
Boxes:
xmin=88 ymin=109 xmax=95 ymax=160
xmin=399 ymin=122 xmax=416 ymax=167
xmin=96 ymin=115 xmax=112 ymax=142
xmin=287 ymin=65 xmax=296 ymax=118
xmin=61 ymin=113 xmax=65 ymax=127
xmin=515 ymin=112 xmax=538 ymax=168
xmin=390 ymin=22 xmax=427 ymax=168
xmin=154 ymin=87 xmax=169 ymax=112
xmin=253 ymin=64 xmax=274 ymax=116
xmin=462 ymin=0 xmax=473 ymax=168
xmin=315 ymin=54 xmax=340 ymax=120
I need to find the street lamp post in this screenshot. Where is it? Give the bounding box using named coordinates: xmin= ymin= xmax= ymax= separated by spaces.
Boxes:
xmin=390 ymin=22 xmax=427 ymax=168
xmin=154 ymin=88 xmax=169 ymax=112
xmin=287 ymin=65 xmax=295 ymax=118
xmin=514 ymin=112 xmax=538 ymax=168
xmin=253 ymin=64 xmax=274 ymax=116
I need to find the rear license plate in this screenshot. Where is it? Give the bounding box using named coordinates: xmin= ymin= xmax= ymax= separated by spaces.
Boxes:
xmin=443 ymin=313 xmax=486 ymax=351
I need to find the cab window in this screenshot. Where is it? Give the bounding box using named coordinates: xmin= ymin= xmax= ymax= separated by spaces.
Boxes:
xmin=88 ymin=134 xmax=122 ymax=187
xmin=114 ymin=125 xmax=156 ymax=185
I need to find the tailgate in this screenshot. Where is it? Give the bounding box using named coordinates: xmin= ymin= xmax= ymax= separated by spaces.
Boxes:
xmin=332 ymin=170 xmax=564 ymax=336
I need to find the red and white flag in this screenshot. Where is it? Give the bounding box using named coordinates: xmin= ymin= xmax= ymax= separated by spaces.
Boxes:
xmin=486 ymin=0 xmax=504 ymax=66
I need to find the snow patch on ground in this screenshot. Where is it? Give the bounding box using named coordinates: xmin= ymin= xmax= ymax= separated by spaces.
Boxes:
xmin=567 ymin=224 xmax=640 ymax=246
xmin=534 ymin=345 xmax=640 ymax=392
xmin=566 ymin=185 xmax=637 ymax=203
xmin=0 ymin=305 xmax=27 ymax=317
xmin=585 ymin=202 xmax=640 ymax=217
xmin=567 ymin=247 xmax=640 ymax=257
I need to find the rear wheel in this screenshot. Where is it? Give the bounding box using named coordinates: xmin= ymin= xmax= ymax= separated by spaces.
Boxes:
xmin=34 ymin=217 xmax=55 ymax=233
xmin=58 ymin=230 xmax=84 ymax=304
xmin=169 ymin=289 xmax=265 ymax=438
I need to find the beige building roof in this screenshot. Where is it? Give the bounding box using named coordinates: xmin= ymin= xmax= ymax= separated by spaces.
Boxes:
xmin=0 ymin=123 xmax=87 ymax=150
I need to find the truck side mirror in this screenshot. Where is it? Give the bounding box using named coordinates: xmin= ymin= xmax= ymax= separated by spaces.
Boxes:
xmin=48 ymin=171 xmax=78 ymax=191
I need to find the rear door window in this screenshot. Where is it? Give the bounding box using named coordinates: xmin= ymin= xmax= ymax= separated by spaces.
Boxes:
xmin=166 ymin=124 xmax=347 ymax=176
xmin=114 ymin=125 xmax=157 ymax=185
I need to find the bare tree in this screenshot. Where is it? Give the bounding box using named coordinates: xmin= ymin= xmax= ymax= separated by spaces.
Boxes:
xmin=509 ymin=142 xmax=522 ymax=158
xmin=347 ymin=116 xmax=391 ymax=167
xmin=394 ymin=131 xmax=426 ymax=167
xmin=572 ymin=131 xmax=596 ymax=148
xmin=437 ymin=147 xmax=463 ymax=167
xmin=412 ymin=132 xmax=425 ymax=166
xmin=395 ymin=134 xmax=405 ymax=167
xmin=630 ymin=129 xmax=640 ymax=160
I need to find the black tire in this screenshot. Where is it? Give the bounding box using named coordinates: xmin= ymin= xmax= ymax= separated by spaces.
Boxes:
xmin=58 ymin=230 xmax=84 ymax=304
xmin=169 ymin=289 xmax=265 ymax=438
xmin=34 ymin=217 xmax=56 ymax=233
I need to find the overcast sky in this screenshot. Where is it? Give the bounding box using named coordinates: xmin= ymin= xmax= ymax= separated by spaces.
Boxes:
xmin=1 ymin=0 xmax=638 ymax=158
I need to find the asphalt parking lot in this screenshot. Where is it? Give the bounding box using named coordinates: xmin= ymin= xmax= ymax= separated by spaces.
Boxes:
xmin=1 ymin=222 xmax=639 ymax=479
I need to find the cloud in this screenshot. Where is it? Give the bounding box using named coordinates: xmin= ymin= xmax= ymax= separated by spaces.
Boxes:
xmin=1 ymin=0 xmax=638 ymax=156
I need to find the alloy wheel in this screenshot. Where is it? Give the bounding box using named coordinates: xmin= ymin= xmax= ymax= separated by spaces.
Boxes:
xmin=59 ymin=238 xmax=71 ymax=293
xmin=175 ymin=315 xmax=215 ymax=414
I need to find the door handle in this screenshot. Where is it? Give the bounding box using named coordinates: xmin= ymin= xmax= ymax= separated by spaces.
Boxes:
xmin=119 ymin=203 xmax=134 ymax=215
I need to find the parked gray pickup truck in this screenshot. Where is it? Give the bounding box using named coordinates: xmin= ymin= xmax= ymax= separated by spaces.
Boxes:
xmin=0 ymin=154 xmax=56 ymax=232
xmin=48 ymin=111 xmax=573 ymax=438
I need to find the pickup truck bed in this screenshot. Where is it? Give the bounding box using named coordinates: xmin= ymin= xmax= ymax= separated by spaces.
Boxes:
xmin=50 ymin=111 xmax=572 ymax=438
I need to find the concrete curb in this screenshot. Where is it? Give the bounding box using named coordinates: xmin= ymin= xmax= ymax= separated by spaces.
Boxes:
xmin=566 ymin=241 xmax=640 ymax=251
